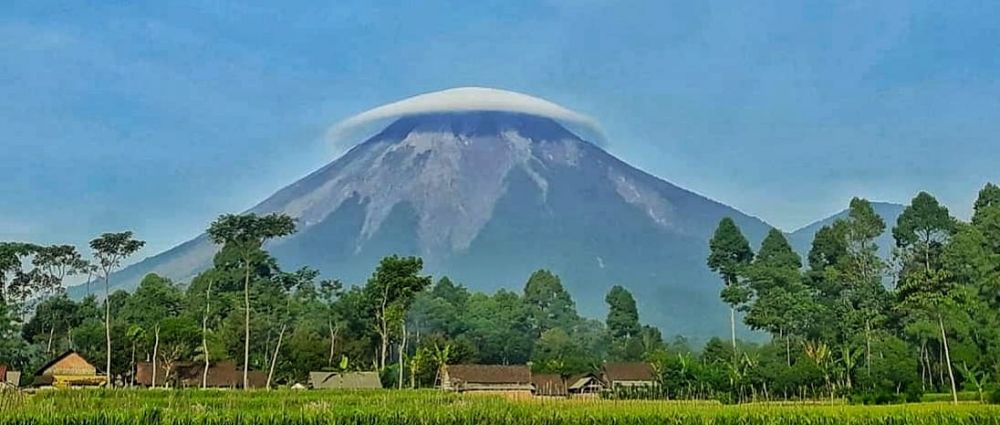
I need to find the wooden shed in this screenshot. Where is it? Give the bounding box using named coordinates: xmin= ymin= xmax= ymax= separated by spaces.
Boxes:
xmin=442 ymin=365 xmax=533 ymax=396
xmin=33 ymin=350 xmax=106 ymax=388
xmin=601 ymin=362 xmax=657 ymax=388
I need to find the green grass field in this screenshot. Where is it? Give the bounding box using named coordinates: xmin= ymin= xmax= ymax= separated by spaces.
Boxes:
xmin=2 ymin=390 xmax=1000 ymax=425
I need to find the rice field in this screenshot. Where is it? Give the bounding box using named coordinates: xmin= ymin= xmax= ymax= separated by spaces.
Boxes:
xmin=2 ymin=389 xmax=999 ymax=425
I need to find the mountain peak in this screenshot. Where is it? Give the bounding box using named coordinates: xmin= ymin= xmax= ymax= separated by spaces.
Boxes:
xmin=371 ymin=111 xmax=584 ymax=145
xmin=328 ymin=87 xmax=605 ymax=146
xmin=71 ymin=93 xmax=775 ymax=339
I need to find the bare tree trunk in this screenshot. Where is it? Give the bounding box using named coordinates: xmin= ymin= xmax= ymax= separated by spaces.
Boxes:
xmin=919 ymin=342 xmax=928 ymax=391
xmin=104 ymin=275 xmax=113 ymax=387
xmin=203 ymin=279 xmax=212 ymax=389
xmin=939 ymin=316 xmax=958 ymax=405
xmin=243 ymin=264 xmax=251 ymax=390
xmin=130 ymin=342 xmax=136 ymax=388
xmin=377 ymin=285 xmax=390 ymax=371
xmin=398 ymin=322 xmax=407 ymax=389
xmin=730 ymin=307 xmax=737 ymax=361
xmin=328 ymin=321 xmax=339 ymax=366
xmin=939 ymin=340 xmax=945 ymax=389
xmin=865 ymin=319 xmax=872 ymax=373
xmin=782 ymin=328 xmax=790 ymax=367
xmin=266 ymin=324 xmax=286 ymax=390
xmin=152 ymin=325 xmax=160 ymax=388
xmin=47 ymin=326 xmax=55 ymax=354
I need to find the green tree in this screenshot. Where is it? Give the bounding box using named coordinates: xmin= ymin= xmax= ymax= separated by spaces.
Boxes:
xmin=207 ymin=213 xmax=296 ymax=389
xmin=894 ymin=192 xmax=956 ymax=274
xmin=462 ymin=290 xmax=533 ymax=364
xmin=744 ymin=229 xmax=809 ymax=366
xmin=0 ymin=242 xmax=41 ymax=309
xmin=523 ymin=270 xmax=579 ymax=334
xmin=842 ymin=198 xmax=889 ymax=372
xmin=89 ymin=231 xmax=145 ymax=386
xmin=707 ymin=217 xmax=754 ymax=354
xmin=21 ymin=294 xmax=80 ymax=354
xmin=972 ymin=183 xmax=1000 ymax=227
xmin=895 ymin=268 xmax=964 ymax=404
xmin=605 ymin=285 xmax=640 ymax=341
xmin=363 ymin=255 xmax=432 ymax=371
xmin=32 ymin=245 xmax=88 ymax=297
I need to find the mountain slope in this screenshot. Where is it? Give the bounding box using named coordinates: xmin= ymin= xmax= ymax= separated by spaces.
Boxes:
xmin=788 ymin=202 xmax=906 ymax=260
xmin=69 ymin=111 xmax=774 ymax=338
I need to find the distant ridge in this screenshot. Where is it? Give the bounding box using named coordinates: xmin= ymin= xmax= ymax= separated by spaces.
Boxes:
xmin=787 ymin=201 xmax=906 ymax=260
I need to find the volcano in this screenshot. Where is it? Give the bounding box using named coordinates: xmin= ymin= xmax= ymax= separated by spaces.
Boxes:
xmin=71 ymin=90 xmax=774 ymax=338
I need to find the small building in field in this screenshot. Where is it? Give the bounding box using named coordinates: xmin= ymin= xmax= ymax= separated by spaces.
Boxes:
xmin=567 ymin=373 xmax=605 ymax=396
xmin=33 ymin=350 xmax=106 ymax=388
xmin=442 ymin=365 xmax=533 ymax=396
xmin=136 ymin=361 xmax=266 ymax=389
xmin=531 ymin=373 xmax=568 ymax=397
xmin=308 ymin=371 xmax=382 ymax=390
xmin=1 ymin=365 xmax=21 ymax=388
xmin=601 ymin=362 xmax=657 ymax=388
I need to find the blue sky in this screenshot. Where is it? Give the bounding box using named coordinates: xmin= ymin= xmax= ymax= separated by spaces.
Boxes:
xmin=2 ymin=0 xmax=999 ymax=262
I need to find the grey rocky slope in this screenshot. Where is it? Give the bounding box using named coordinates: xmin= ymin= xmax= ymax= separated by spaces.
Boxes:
xmin=70 ymin=111 xmax=774 ymax=338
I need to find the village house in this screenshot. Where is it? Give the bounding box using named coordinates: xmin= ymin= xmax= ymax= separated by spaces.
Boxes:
xmin=308 ymin=371 xmax=382 ymax=390
xmin=601 ymin=362 xmax=658 ymax=389
xmin=1 ymin=364 xmax=21 ymax=389
xmin=566 ymin=372 xmax=605 ymax=396
xmin=33 ymin=350 xmax=106 ymax=388
xmin=441 ymin=364 xmax=533 ymax=397
xmin=136 ymin=361 xmax=267 ymax=388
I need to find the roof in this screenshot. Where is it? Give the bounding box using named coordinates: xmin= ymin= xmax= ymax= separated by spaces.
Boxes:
xmin=136 ymin=361 xmax=247 ymax=387
xmin=309 ymin=372 xmax=382 ymax=389
xmin=34 ymin=350 xmax=96 ymax=376
xmin=447 ymin=365 xmax=532 ymax=385
xmin=602 ymin=362 xmax=656 ymax=382
xmin=568 ymin=374 xmax=604 ymax=391
xmin=531 ymin=374 xmax=567 ymax=396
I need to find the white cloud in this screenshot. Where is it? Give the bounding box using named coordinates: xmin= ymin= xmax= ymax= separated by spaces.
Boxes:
xmin=327 ymin=87 xmax=606 ymax=147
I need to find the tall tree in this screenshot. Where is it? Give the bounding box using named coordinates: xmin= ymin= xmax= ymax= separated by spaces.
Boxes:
xmin=972 ymin=183 xmax=1000 ymax=227
xmin=0 ymin=242 xmax=40 ymax=308
xmin=523 ymin=270 xmax=579 ymax=334
xmin=707 ymin=217 xmax=754 ymax=353
xmin=89 ymin=232 xmax=145 ymax=386
xmin=894 ymin=192 xmax=956 ymax=274
xmin=894 ymin=192 xmax=959 ymax=404
xmin=32 ymin=245 xmax=88 ymax=297
xmin=363 ymin=255 xmax=432 ymax=371
xmin=842 ymin=198 xmax=888 ymax=372
xmin=605 ymin=285 xmax=640 ymax=341
xmin=207 ymin=212 xmax=296 ymax=389
xmin=744 ymin=228 xmax=808 ymax=366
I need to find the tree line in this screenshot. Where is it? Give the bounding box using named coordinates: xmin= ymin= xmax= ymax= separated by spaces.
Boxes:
xmin=0 ymin=215 xmax=662 ymax=389
xmin=3 ymin=183 xmax=999 ymax=404
xmin=704 ymin=183 xmax=1000 ymax=403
